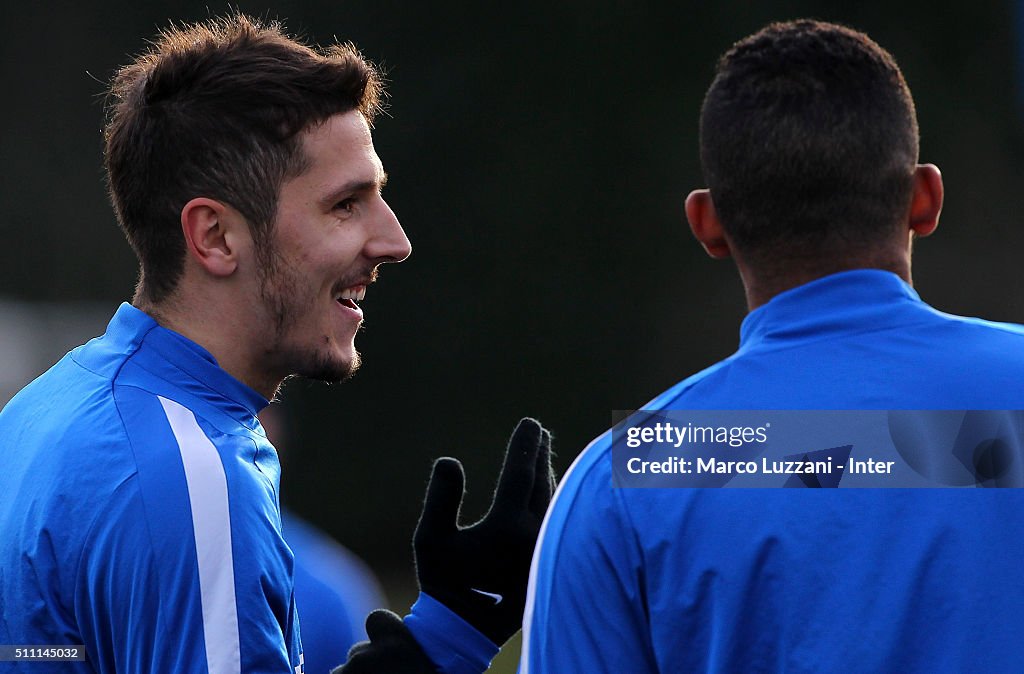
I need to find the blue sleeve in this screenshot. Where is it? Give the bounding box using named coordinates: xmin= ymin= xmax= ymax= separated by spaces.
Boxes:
xmin=404 ymin=593 xmax=499 ymax=674
xmin=519 ymin=434 xmax=658 ymax=674
xmin=74 ymin=391 xmax=302 ymax=673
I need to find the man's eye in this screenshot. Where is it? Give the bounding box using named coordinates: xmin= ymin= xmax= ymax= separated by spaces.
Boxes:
xmin=334 ymin=198 xmax=356 ymax=213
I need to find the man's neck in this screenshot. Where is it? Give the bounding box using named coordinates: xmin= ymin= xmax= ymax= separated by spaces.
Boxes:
xmin=134 ymin=294 xmax=281 ymax=401
xmin=739 ymin=253 xmax=911 ymax=311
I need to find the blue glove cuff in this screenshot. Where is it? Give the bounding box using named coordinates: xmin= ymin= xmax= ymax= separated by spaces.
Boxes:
xmin=404 ymin=592 xmax=500 ymax=674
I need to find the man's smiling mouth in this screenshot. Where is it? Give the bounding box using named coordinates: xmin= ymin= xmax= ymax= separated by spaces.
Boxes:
xmin=335 ymin=284 xmax=366 ymax=310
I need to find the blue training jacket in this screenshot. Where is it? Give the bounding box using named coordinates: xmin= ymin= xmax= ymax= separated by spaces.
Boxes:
xmin=522 ymin=270 xmax=1024 ymax=673
xmin=0 ymin=302 xmax=497 ymax=674
xmin=0 ymin=303 xmax=303 ymax=673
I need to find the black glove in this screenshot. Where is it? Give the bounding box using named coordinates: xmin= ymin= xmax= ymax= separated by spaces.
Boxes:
xmin=333 ymin=609 xmax=437 ymax=674
xmin=413 ymin=418 xmax=555 ymax=646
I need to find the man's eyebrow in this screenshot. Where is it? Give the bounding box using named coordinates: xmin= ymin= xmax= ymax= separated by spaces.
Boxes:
xmin=321 ymin=172 xmax=388 ymax=206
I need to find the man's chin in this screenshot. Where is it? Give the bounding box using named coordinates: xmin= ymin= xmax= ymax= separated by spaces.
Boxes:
xmin=298 ymin=349 xmax=361 ymax=385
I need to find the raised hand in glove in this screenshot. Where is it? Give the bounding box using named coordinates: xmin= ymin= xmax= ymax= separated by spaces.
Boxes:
xmin=414 ymin=417 xmax=555 ymax=646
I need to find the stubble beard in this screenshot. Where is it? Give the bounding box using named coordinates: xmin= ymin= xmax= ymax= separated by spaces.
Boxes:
xmin=258 ymin=248 xmax=361 ymax=386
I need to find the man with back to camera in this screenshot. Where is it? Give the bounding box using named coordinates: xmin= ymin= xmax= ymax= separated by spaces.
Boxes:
xmin=0 ymin=14 xmax=554 ymax=674
xmin=521 ymin=20 xmax=1024 ymax=673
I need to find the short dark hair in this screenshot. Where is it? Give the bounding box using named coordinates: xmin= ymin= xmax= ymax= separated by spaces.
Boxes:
xmin=104 ymin=13 xmax=383 ymax=303
xmin=699 ymin=20 xmax=919 ymax=269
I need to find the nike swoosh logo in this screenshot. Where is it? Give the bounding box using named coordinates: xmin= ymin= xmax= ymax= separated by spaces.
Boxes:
xmin=470 ymin=588 xmax=504 ymax=604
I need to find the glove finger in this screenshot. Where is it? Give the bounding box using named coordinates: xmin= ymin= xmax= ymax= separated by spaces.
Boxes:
xmin=341 ymin=611 xmax=403 ymax=669
xmin=415 ymin=457 xmax=465 ymax=542
xmin=491 ymin=417 xmax=543 ymax=518
xmin=345 ymin=638 xmax=370 ymax=660
xmin=529 ymin=428 xmax=555 ymax=516
xmin=364 ymin=608 xmax=405 ymax=641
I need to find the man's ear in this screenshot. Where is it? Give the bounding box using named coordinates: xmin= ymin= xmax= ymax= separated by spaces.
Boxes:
xmin=908 ymin=164 xmax=943 ymax=238
xmin=685 ymin=189 xmax=732 ymax=259
xmin=180 ymin=198 xmax=241 ymax=277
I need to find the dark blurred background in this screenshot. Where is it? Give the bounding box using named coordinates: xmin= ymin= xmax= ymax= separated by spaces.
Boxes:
xmin=3 ymin=0 xmax=1024 ymax=659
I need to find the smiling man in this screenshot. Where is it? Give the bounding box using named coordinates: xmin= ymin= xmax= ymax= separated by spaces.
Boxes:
xmin=138 ymin=109 xmax=403 ymax=397
xmin=0 ymin=14 xmax=552 ymax=674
